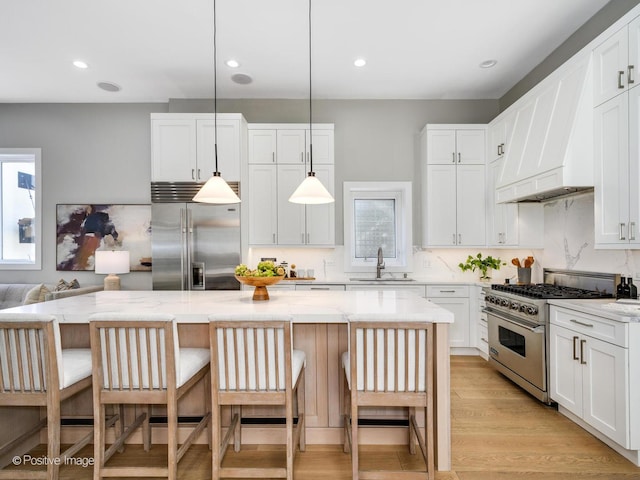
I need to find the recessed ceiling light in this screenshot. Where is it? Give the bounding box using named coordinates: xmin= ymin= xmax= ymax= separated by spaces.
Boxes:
xmin=226 ymin=59 xmax=240 ymax=68
xmin=73 ymin=60 xmax=88 ymax=69
xmin=354 ymin=58 xmax=366 ymax=67
xmin=97 ymin=81 xmax=121 ymax=92
xmin=479 ymin=59 xmax=497 ymax=69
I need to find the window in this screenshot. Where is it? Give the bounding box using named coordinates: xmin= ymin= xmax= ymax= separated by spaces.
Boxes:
xmin=0 ymin=148 xmax=41 ymax=269
xmin=344 ymin=181 xmax=412 ymax=272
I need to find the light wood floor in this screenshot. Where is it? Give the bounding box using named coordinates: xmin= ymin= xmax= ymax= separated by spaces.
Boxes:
xmin=6 ymin=356 xmax=640 ymax=479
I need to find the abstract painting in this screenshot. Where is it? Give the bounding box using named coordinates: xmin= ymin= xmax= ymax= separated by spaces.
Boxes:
xmin=56 ymin=204 xmax=152 ymax=271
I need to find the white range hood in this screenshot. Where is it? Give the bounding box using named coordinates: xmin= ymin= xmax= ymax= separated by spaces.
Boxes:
xmin=495 ymin=51 xmax=594 ymax=203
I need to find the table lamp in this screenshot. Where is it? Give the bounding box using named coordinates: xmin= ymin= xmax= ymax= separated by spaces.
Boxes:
xmin=95 ymin=250 xmax=130 ymax=290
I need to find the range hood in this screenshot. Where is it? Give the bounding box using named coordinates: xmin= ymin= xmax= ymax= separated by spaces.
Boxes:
xmin=495 ymin=52 xmax=594 ymax=203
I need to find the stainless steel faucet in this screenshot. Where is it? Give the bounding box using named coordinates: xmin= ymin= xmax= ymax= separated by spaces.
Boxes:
xmin=376 ymin=246 xmax=385 ymax=279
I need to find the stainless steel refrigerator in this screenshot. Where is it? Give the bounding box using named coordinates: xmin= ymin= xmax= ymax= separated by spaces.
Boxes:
xmin=151 ymin=198 xmax=241 ymax=291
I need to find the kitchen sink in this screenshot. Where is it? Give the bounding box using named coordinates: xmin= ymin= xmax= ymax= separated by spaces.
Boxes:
xmin=349 ymin=277 xmax=416 ymax=282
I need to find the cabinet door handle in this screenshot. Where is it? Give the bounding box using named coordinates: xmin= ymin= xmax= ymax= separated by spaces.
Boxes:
xmin=197 ymin=168 xmax=201 ymax=180
xmin=192 ymin=168 xmax=196 ymax=180
xmin=458 ymin=233 xmax=462 ymax=244
xmin=631 ymin=222 xmax=636 ymax=241
xmin=307 ymin=233 xmax=310 ymax=243
xmin=452 ymin=233 xmax=456 ymax=244
xmin=572 ymin=336 xmax=579 ymax=360
xmin=458 ymin=152 xmax=461 ymax=163
xmin=497 ymin=144 xmax=502 ymax=156
xmin=620 ymin=223 xmax=626 ymax=240
xmin=273 ymin=233 xmax=276 ymax=244
xmin=570 ymin=318 xmax=594 ymax=328
xmin=580 ymin=339 xmax=587 ymax=365
xmin=618 ymin=70 xmax=625 ymax=89
xmin=301 ymin=233 xmax=305 ymax=243
xmin=629 ymin=65 xmax=635 ymax=85
xmin=452 ymin=152 xmax=456 ymax=163
xmin=301 ymin=152 xmax=304 ymax=163
xmin=272 ymin=152 xmax=275 ymax=163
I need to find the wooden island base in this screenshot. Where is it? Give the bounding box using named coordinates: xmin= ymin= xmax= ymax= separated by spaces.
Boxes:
xmin=0 ymin=290 xmax=452 ymax=471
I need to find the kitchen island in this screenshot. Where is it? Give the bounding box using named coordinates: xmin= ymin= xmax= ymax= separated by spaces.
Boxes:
xmin=1 ymin=289 xmax=454 ymax=470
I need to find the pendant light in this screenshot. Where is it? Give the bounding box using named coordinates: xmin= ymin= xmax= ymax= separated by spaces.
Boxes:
xmin=193 ymin=0 xmax=241 ymax=204
xmin=289 ymin=0 xmax=335 ymax=205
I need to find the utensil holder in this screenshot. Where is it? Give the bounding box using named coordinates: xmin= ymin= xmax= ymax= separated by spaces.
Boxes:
xmin=517 ymin=267 xmax=532 ymax=284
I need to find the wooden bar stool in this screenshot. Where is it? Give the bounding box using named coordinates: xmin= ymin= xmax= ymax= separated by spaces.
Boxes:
xmin=89 ymin=313 xmax=211 ymax=480
xmin=209 ymin=314 xmax=306 ymax=480
xmin=0 ymin=313 xmax=93 ymax=480
xmin=342 ymin=318 xmax=435 ymax=480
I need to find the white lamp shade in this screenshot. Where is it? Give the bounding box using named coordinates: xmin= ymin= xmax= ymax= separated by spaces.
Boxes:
xmin=95 ymin=250 xmax=130 ymax=274
xmin=193 ymin=174 xmax=241 ymax=204
xmin=289 ymin=174 xmax=335 ymax=204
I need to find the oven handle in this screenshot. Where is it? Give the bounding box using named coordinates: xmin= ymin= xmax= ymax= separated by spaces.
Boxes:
xmin=484 ymin=309 xmax=545 ymax=334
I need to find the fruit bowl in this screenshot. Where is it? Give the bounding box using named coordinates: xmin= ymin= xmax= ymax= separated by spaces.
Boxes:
xmin=235 ymin=275 xmax=284 ymax=301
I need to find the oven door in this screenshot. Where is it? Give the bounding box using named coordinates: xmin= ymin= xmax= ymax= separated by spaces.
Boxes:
xmin=487 ymin=310 xmax=546 ymax=392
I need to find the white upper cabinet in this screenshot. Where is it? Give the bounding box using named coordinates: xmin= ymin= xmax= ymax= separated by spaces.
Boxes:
xmin=247 ymin=123 xmax=335 ymax=247
xmin=248 ymin=129 xmax=277 ymax=164
xmin=594 ymin=83 xmax=640 ymax=247
xmin=197 ymin=118 xmax=242 ymax=181
xmin=151 ymin=113 xmax=246 ymax=182
xmin=593 ymin=16 xmax=640 ymax=107
xmin=594 ymin=15 xmax=640 ymax=248
xmin=151 ymin=117 xmax=197 ymax=181
xmin=426 ymin=128 xmax=485 ymax=165
xmin=247 ymin=164 xmax=278 ymax=245
xmin=277 ymin=130 xmax=307 ymax=164
xmin=422 ymin=125 xmax=486 ymax=247
xmin=488 ymin=110 xmax=514 ymax=162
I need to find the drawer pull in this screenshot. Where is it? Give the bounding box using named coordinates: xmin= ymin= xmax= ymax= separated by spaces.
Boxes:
xmin=480 ymin=337 xmax=488 ymax=344
xmin=570 ymin=319 xmax=594 ymax=328
xmin=310 ymin=287 xmax=330 ymax=290
xmin=439 ymin=290 xmax=456 ymax=293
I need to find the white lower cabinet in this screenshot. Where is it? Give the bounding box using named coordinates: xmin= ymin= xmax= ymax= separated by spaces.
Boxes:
xmin=295 ymin=284 xmax=345 ymax=291
xmin=477 ymin=288 xmax=489 ymax=358
xmin=426 ymin=285 xmax=470 ymax=349
xmin=550 ymin=306 xmax=630 ymax=449
xmin=345 ymin=284 xmax=426 ymax=297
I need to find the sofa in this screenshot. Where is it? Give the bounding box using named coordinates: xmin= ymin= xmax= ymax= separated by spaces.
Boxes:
xmin=0 ymin=282 xmax=103 ymax=310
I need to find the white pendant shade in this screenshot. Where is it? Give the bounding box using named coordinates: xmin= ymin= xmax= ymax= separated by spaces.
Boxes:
xmin=288 ymin=174 xmax=335 ymax=204
xmin=193 ymin=174 xmax=241 ymax=204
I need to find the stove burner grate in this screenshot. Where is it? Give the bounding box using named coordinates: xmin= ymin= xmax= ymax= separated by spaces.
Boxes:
xmin=491 ymin=283 xmax=614 ymax=299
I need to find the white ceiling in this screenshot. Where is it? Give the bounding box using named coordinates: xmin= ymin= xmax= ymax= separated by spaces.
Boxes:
xmin=0 ymin=0 xmax=610 ymax=103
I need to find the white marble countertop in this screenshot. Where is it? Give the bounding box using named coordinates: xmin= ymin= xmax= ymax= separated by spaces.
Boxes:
xmin=548 ymin=298 xmax=640 ymax=323
xmin=2 ymin=290 xmax=455 ymax=325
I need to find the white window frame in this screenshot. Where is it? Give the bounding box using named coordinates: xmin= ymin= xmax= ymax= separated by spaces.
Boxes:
xmin=0 ymin=148 xmax=42 ymax=270
xmin=343 ymin=181 xmax=412 ymax=273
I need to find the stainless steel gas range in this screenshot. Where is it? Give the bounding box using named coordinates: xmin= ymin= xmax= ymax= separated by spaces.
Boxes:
xmin=484 ymin=269 xmax=619 ymax=404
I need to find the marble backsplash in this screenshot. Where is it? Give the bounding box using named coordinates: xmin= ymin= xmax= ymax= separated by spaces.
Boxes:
xmin=249 ymin=191 xmax=639 ymax=285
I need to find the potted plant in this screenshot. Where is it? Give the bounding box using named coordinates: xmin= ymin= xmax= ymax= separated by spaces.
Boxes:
xmin=458 ymin=253 xmax=505 ymax=281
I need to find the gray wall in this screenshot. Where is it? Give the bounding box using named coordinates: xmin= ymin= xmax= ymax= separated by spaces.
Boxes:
xmin=0 ymin=103 xmax=166 ymax=288
xmin=0 ymin=99 xmax=498 ymax=288
xmin=500 ymin=0 xmax=640 ymax=110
